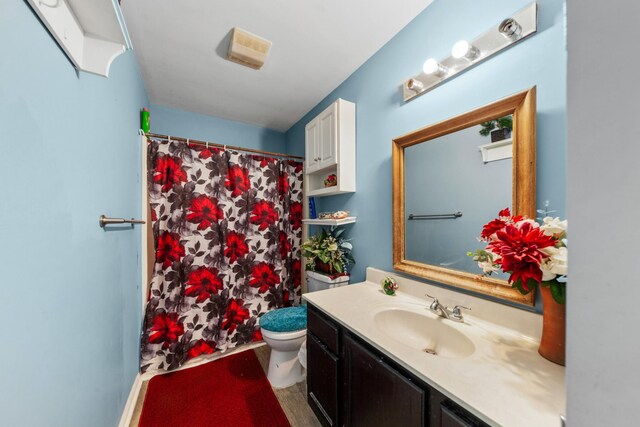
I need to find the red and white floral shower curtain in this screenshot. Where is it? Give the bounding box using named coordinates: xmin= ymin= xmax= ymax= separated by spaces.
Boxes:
xmin=140 ymin=138 xmax=303 ymax=372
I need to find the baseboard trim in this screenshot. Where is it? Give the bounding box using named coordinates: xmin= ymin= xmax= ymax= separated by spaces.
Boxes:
xmin=118 ymin=373 xmax=143 ymax=427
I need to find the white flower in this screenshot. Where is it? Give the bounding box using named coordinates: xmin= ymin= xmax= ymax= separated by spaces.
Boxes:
xmin=540 ymin=246 xmax=568 ymax=281
xmin=327 ymin=243 xmax=338 ymax=252
xmin=515 ymin=218 xmax=539 ymax=228
xmin=540 ymin=216 xmax=567 ymax=237
xmin=478 ymin=260 xmax=497 ymax=274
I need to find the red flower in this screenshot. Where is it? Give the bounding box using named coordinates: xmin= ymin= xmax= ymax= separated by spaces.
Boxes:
xmin=225 ymin=165 xmax=250 ymax=197
xmin=488 ymin=222 xmax=556 ymax=287
xmin=224 ymin=231 xmax=249 ymax=263
xmin=283 ymin=290 xmax=291 ymax=307
xmin=153 ymin=156 xmax=187 ymax=192
xmin=255 ymin=156 xmax=276 ymax=168
xmin=252 ymin=329 xmax=263 ymax=342
xmin=188 ymin=339 xmax=216 ymax=359
xmin=250 ymin=200 xmax=278 ymax=231
xmin=189 ymin=142 xmax=220 ymax=159
xmin=289 ymin=202 xmax=302 ymax=230
xmin=250 ymin=262 xmax=281 ymax=293
xmin=288 ymin=160 xmax=303 ymax=173
xmin=185 ymin=267 xmax=224 ymax=303
xmin=278 ymin=173 xmax=290 ymax=196
xmin=186 ymin=195 xmax=224 ymax=230
xmin=151 ymin=208 xmax=158 ymax=222
xmin=498 ymin=208 xmax=512 ymax=217
xmin=149 ymin=312 xmax=184 ymax=349
xmin=156 ymin=232 xmax=185 ymax=269
xmin=291 ymin=259 xmax=301 ymax=288
xmin=481 ymin=218 xmax=507 ymax=240
xmin=221 ymin=299 xmax=250 ymax=333
xmin=279 ymin=231 xmax=291 ymax=260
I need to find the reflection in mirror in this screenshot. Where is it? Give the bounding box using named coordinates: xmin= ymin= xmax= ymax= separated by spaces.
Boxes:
xmin=392 ymin=88 xmax=536 ymax=306
xmin=404 ymin=122 xmax=511 ymax=280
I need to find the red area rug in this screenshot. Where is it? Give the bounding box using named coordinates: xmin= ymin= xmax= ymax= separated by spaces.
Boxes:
xmin=139 ymin=350 xmax=291 ymax=427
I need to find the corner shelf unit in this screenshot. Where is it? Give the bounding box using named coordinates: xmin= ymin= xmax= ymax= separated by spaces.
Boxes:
xmin=26 ymin=0 xmax=131 ymax=77
xmin=302 ymin=217 xmax=357 ymax=226
xmin=305 ymin=99 xmax=356 ymax=197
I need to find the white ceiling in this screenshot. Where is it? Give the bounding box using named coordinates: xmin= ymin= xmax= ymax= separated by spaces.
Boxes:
xmin=121 ymin=1 xmax=433 ymax=132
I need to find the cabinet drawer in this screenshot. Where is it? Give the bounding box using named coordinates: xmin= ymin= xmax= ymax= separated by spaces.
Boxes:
xmin=308 ymin=305 xmax=340 ymax=354
xmin=439 ymin=400 xmax=489 ymax=427
xmin=307 ymin=332 xmax=340 ymax=427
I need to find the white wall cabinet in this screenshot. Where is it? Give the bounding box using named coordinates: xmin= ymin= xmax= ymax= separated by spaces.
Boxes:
xmin=304 ymin=99 xmax=356 ymax=197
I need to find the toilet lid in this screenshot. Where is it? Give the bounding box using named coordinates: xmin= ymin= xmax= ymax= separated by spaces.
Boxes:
xmin=260 ymin=305 xmax=307 ymax=332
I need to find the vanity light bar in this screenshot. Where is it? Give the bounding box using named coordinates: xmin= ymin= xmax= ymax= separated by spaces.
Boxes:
xmin=402 ymin=1 xmax=538 ymax=102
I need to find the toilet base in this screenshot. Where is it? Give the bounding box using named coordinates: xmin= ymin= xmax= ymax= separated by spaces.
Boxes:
xmin=267 ymin=348 xmax=305 ymax=389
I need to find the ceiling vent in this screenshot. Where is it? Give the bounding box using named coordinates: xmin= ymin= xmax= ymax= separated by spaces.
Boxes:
xmin=227 ymin=27 xmax=272 ymax=70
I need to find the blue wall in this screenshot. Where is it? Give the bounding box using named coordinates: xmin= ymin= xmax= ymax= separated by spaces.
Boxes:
xmin=286 ymin=0 xmax=566 ymax=310
xmin=0 ymin=2 xmax=148 ymax=426
xmin=150 ymin=104 xmax=286 ymax=152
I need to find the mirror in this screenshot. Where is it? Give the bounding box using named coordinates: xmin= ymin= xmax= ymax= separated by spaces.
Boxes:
xmin=392 ymin=88 xmax=536 ymax=305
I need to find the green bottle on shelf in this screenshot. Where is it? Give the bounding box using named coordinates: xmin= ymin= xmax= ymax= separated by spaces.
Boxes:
xmin=140 ymin=108 xmax=150 ymax=133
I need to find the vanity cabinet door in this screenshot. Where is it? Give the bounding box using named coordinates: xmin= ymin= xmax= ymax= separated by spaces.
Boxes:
xmin=343 ymin=334 xmax=426 ymax=427
xmin=307 ymin=332 xmax=340 ymax=427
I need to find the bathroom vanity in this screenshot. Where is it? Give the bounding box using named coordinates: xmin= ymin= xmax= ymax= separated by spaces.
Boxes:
xmin=303 ymin=268 xmax=566 ymax=427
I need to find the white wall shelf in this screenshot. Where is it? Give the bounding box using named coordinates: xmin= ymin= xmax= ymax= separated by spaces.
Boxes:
xmin=26 ymin=0 xmax=132 ymax=77
xmin=302 ymin=217 xmax=357 ymax=226
xmin=479 ymin=138 xmax=512 ymax=163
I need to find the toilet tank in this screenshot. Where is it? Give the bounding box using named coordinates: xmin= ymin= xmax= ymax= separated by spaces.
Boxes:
xmin=306 ymin=270 xmax=350 ymax=293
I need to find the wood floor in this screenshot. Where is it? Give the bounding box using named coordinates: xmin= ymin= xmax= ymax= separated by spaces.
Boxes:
xmin=129 ymin=345 xmax=321 ymax=427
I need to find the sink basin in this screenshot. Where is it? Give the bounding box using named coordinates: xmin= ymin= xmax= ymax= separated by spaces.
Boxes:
xmin=374 ymin=308 xmax=476 ymax=359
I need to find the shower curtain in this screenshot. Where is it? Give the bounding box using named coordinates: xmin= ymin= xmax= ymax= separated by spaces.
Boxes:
xmin=140 ymin=138 xmax=303 ymax=372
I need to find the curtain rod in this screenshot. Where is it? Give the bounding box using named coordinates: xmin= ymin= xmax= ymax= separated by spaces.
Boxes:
xmin=144 ymin=132 xmax=305 ymax=161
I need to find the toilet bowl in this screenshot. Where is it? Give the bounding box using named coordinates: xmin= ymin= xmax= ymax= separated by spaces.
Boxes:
xmin=259 ymin=305 xmax=307 ymax=389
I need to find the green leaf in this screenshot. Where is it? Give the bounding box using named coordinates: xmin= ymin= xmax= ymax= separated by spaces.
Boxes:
xmin=550 ymin=282 xmax=566 ymax=305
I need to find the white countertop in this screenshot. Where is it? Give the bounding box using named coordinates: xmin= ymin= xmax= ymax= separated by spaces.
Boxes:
xmin=303 ymin=279 xmax=566 ymax=427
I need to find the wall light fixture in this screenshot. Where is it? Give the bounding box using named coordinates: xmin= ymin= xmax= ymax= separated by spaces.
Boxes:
xmin=402 ymin=1 xmax=538 ymax=102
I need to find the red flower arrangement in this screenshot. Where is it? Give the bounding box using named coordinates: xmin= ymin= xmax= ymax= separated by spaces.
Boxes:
xmin=470 ymin=208 xmax=568 ymax=303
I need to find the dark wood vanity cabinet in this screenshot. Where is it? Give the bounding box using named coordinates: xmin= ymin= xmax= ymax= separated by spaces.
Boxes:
xmin=307 ymin=305 xmax=342 ymax=427
xmin=343 ymin=333 xmax=426 ymax=427
xmin=306 ymin=304 xmax=488 ymax=427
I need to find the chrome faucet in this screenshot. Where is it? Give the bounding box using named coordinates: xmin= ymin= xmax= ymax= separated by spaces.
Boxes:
xmin=425 ymin=294 xmax=470 ymax=323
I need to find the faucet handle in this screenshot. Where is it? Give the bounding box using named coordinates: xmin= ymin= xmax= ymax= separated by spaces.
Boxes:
xmin=425 ymin=293 xmax=437 ymax=301
xmin=452 ymin=305 xmax=471 ymax=316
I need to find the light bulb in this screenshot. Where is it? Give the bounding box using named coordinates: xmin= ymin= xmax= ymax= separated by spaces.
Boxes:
xmin=451 ymin=40 xmax=479 ymax=60
xmin=422 ymin=58 xmax=448 ymax=77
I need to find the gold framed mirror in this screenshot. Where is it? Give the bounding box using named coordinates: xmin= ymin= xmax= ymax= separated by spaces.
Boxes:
xmin=392 ymin=87 xmax=536 ymax=305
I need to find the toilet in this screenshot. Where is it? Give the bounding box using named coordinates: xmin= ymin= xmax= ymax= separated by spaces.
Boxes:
xmin=260 ymin=272 xmax=350 ymax=388
xmin=260 ymin=305 xmax=307 ymax=388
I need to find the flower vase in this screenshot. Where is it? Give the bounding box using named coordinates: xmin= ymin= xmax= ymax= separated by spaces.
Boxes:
xmin=538 ymin=286 xmax=566 ymax=366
